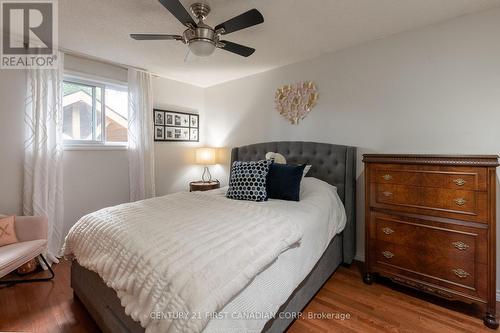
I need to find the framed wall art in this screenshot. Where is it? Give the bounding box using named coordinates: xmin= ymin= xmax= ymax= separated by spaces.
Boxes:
xmin=153 ymin=109 xmax=199 ymax=142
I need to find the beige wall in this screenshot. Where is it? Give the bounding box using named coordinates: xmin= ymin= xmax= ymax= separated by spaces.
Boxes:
xmin=152 ymin=76 xmax=205 ymax=196
xmin=64 ymin=54 xmax=128 ymax=83
xmin=204 ymin=8 xmax=500 ymax=285
xmin=0 ymin=70 xmax=25 ymax=215
xmin=62 ymin=150 xmax=130 ymax=237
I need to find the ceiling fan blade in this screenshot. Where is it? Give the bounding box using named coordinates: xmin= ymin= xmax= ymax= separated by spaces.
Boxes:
xmin=130 ymin=34 xmax=183 ymax=40
xmin=215 ymin=9 xmax=264 ymax=35
xmin=218 ymin=40 xmax=255 ymax=57
xmin=158 ymin=0 xmax=196 ymax=28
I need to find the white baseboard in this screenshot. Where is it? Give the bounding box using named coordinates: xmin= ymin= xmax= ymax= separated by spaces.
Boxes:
xmin=354 ymin=253 xmax=365 ymax=262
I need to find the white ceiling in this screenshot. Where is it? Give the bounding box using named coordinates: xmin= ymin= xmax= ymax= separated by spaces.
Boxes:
xmin=60 ymin=0 xmax=500 ymax=87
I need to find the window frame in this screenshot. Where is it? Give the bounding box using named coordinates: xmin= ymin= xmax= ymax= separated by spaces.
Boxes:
xmin=62 ymin=74 xmax=128 ymax=149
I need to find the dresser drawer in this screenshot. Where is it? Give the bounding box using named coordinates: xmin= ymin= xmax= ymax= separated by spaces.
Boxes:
xmin=371 ymin=164 xmax=486 ymax=191
xmin=364 ymin=155 xmax=498 ymax=320
xmin=371 ymin=213 xmax=487 ymax=264
xmin=370 ymin=184 xmax=488 ymax=222
xmin=373 ymin=241 xmax=478 ymax=290
xmin=370 ymin=241 xmax=488 ymax=300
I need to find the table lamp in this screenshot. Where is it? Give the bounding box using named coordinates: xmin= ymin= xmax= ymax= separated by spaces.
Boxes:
xmin=195 ymin=147 xmax=216 ymax=182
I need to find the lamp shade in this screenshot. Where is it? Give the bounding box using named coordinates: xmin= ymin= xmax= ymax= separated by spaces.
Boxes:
xmin=195 ymin=147 xmax=216 ymax=165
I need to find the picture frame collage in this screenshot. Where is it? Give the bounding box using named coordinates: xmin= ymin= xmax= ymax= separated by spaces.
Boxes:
xmin=154 ymin=109 xmax=199 ymax=142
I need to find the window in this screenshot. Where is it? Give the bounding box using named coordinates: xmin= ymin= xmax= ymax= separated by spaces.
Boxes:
xmin=63 ymin=77 xmax=128 ymax=146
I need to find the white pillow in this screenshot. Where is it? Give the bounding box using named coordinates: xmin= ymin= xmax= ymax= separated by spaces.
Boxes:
xmin=266 ymin=151 xmax=312 ymax=178
xmin=303 ymin=165 xmax=312 ymax=177
xmin=265 ymin=152 xmax=286 ymax=164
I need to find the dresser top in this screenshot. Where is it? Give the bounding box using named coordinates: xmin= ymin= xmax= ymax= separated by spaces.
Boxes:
xmin=362 ymin=154 xmax=500 ymax=167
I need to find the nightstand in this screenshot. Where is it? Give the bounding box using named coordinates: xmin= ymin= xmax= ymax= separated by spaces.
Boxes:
xmin=189 ymin=181 xmax=220 ymax=192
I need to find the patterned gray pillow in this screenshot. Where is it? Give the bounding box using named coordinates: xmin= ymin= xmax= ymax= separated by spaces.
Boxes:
xmin=226 ymin=160 xmax=272 ymax=201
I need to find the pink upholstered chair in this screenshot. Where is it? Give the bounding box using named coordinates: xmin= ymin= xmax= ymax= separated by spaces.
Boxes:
xmin=0 ymin=216 xmax=54 ymax=285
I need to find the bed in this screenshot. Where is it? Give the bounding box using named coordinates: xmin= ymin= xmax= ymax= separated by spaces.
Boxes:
xmin=69 ymin=141 xmax=356 ymax=333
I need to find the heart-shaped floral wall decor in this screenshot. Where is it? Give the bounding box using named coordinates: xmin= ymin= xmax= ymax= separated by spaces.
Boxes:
xmin=274 ymin=81 xmax=319 ymax=125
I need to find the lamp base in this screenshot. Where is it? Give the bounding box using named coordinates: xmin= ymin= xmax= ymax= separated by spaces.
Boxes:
xmin=202 ymin=166 xmax=212 ymax=183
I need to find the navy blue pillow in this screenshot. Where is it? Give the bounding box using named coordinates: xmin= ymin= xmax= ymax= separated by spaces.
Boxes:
xmin=266 ymin=163 xmax=306 ymax=201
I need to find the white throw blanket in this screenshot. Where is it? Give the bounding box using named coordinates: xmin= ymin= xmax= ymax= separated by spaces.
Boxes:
xmin=63 ymin=192 xmax=302 ymax=333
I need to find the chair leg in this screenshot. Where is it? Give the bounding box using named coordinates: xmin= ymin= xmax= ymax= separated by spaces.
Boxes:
xmin=0 ymin=254 xmax=55 ymax=286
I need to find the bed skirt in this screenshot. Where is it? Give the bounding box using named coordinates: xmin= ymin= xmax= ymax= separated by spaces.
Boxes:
xmin=71 ymin=233 xmax=344 ymax=333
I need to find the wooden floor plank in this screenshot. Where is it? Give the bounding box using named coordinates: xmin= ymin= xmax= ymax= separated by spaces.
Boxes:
xmin=0 ymin=260 xmax=497 ymax=332
xmin=0 ymin=261 xmax=100 ymax=333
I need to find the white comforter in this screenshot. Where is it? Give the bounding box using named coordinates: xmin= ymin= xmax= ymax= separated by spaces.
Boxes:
xmin=63 ymin=191 xmax=302 ymax=333
xmin=204 ymin=177 xmax=346 ymax=332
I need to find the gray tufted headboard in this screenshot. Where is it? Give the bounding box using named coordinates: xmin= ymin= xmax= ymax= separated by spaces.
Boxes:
xmin=230 ymin=141 xmax=356 ymax=264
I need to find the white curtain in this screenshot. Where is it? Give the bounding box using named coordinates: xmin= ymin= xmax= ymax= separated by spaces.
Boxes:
xmin=128 ymin=69 xmax=155 ymax=201
xmin=23 ymin=52 xmax=64 ymax=264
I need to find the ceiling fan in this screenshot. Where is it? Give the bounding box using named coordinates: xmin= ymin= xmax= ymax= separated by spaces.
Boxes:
xmin=130 ymin=0 xmax=264 ymax=57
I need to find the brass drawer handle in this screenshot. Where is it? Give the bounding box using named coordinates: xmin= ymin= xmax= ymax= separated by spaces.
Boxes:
xmin=382 ymin=251 xmax=394 ymax=259
xmin=453 ymin=178 xmax=466 ymax=186
xmin=454 ymin=198 xmax=466 ymax=206
xmin=382 ymin=191 xmax=393 ymax=197
xmin=452 ymin=241 xmax=470 ymax=251
xmin=382 ymin=227 xmax=394 ymax=235
xmin=452 ymin=268 xmax=470 ymax=278
xmin=382 ymin=174 xmax=393 ymax=181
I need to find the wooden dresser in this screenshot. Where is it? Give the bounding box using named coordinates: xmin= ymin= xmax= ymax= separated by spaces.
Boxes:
xmin=363 ymin=154 xmax=499 ymax=329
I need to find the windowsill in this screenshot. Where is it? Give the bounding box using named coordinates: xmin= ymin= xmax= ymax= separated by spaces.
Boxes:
xmin=63 ymin=144 xmax=128 ymax=151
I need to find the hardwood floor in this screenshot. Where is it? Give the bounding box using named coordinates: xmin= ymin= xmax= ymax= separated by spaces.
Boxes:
xmin=290 ymin=264 xmax=499 ymax=333
xmin=0 ymin=260 xmax=99 ymax=333
xmin=0 ymin=260 xmax=497 ymax=332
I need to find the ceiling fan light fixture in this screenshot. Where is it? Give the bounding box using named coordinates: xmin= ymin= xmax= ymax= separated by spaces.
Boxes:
xmin=131 ymin=0 xmax=264 ymax=58
xmin=188 ymin=40 xmax=216 ymax=57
